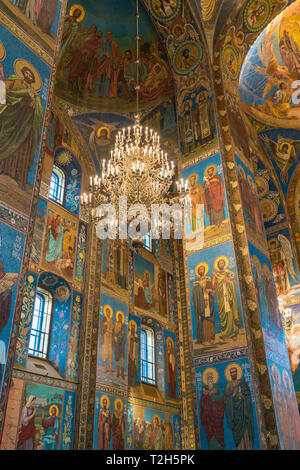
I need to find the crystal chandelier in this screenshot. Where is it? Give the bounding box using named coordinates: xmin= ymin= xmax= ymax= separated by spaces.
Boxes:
xmin=81 ymin=0 xmax=188 ymax=241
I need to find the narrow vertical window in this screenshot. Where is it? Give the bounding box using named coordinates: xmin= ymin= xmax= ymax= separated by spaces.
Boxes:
xmin=49 ymin=165 xmax=65 ymax=205
xmin=143 ymin=231 xmax=153 ymax=252
xmin=28 ymin=288 xmax=53 ymax=359
xmin=140 ymin=327 xmax=156 ymax=385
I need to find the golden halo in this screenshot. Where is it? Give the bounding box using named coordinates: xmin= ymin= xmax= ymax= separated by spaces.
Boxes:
xmin=268 ymin=238 xmax=279 ymax=249
xmin=279 ymin=142 xmax=291 ymax=153
xmin=69 ymin=4 xmax=85 ymax=22
xmin=271 ymin=364 xmax=281 ymax=385
xmin=103 ymin=305 xmax=113 ymax=319
xmin=49 ymin=405 xmax=59 ymax=417
xmin=116 ymin=310 xmax=125 ymax=324
xmin=166 ymin=336 xmax=174 ymax=348
xmin=195 ymin=262 xmax=209 ymax=277
xmin=129 ymin=320 xmax=137 ymax=332
xmin=97 ymin=126 xmax=111 ymax=138
xmin=100 ymin=394 xmax=110 ymax=409
xmin=196 ymin=90 xmax=208 ymax=103
xmin=187 ymin=173 xmax=199 ymax=184
xmin=153 ymin=414 xmax=161 ymax=424
xmin=171 ymin=23 xmax=184 ymax=37
xmin=262 ymin=264 xmax=271 ymax=279
xmin=282 ymin=369 xmax=291 ymax=389
xmin=214 ymin=256 xmax=229 ymax=271
xmin=181 ymin=99 xmax=193 ymax=112
xmin=225 ymin=363 xmax=243 ymax=382
xmin=252 ymin=255 xmax=262 ymax=272
xmin=14 ymin=59 xmax=42 ymax=91
xmin=202 ymin=367 xmax=219 ymax=386
xmin=114 ymin=398 xmax=123 ymax=411
xmin=204 ymin=164 xmax=217 ymax=179
xmin=0 ymin=41 xmax=6 ymax=61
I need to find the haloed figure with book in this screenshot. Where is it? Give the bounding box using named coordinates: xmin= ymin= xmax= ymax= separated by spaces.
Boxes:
xmin=0 ymin=259 xmax=18 ymax=386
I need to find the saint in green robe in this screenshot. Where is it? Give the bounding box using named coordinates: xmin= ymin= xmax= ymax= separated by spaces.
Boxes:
xmin=213 ymin=269 xmax=242 ymax=338
xmin=0 ymin=76 xmax=43 ymax=186
xmin=224 ymin=379 xmax=254 ymax=449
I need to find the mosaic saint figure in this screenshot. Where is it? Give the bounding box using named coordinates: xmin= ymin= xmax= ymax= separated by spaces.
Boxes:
xmin=212 ymin=257 xmax=242 ymax=341
xmin=41 ymin=405 xmax=60 ymax=450
xmin=59 ymin=6 xmax=84 ymax=60
xmin=165 ymin=338 xmax=176 ymax=398
xmin=187 ymin=173 xmax=205 ymax=233
xmin=112 ymin=399 xmax=125 ymax=450
xmin=203 ymin=165 xmax=225 ymax=228
xmin=268 ymin=238 xmax=290 ymax=296
xmin=224 ymin=365 xmax=254 ymax=450
xmin=282 ymin=370 xmax=300 ymax=449
xmin=100 ymin=306 xmax=114 ymax=375
xmin=97 ymin=396 xmax=112 ymax=450
xmin=145 ymin=415 xmax=164 ymax=450
xmin=163 ymin=418 xmax=174 ymax=450
xmin=96 ymin=31 xmax=119 ymax=98
xmin=0 ymin=260 xmax=18 ymax=384
xmin=271 ymin=365 xmax=290 ymax=449
xmin=128 ymin=321 xmax=139 ymax=387
xmin=17 ymin=395 xmax=37 ymax=450
xmin=192 ymin=263 xmax=215 ymax=345
xmin=279 ymin=29 xmax=300 ymax=80
xmin=44 ymin=214 xmax=65 ymax=265
xmin=113 ymin=312 xmax=126 ymax=379
xmin=0 ymin=63 xmax=43 ymax=188
xmin=200 ymin=368 xmax=225 ymax=450
xmin=104 ymin=239 xmax=116 ymax=285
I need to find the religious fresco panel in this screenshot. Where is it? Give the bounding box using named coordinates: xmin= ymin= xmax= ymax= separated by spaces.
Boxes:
xmin=248 ymin=241 xmax=293 ymax=356
xmin=0 ymin=23 xmax=52 ymax=215
xmin=134 ymin=251 xmax=159 ymax=316
xmin=187 ymin=240 xmax=246 ymax=357
xmin=94 ymin=391 xmax=127 ymax=450
xmin=97 ymin=293 xmax=128 ymax=388
xmin=0 ymin=221 xmax=26 ymax=395
xmin=102 ymin=239 xmax=128 ymax=300
xmin=267 ymin=226 xmax=300 ymax=298
xmin=239 ymin=2 xmax=300 ymax=129
xmin=0 ymin=0 xmax=63 ymax=57
xmin=195 ymin=357 xmax=261 ymax=450
xmin=131 ymin=403 xmax=181 ymax=450
xmin=128 ymin=313 xmax=141 ymax=389
xmin=16 ymin=380 xmax=76 ymax=451
xmin=55 ymin=0 xmax=175 ymax=114
xmin=163 ymin=330 xmax=178 ymax=400
xmin=235 ymin=155 xmax=266 ymax=242
xmin=268 ymin=359 xmax=300 ymax=449
xmin=182 ymin=153 xmax=231 ymax=254
xmin=41 ymin=202 xmax=78 ymax=281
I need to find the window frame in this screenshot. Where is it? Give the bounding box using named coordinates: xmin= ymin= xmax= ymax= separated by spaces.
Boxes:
xmin=28 ymin=287 xmax=54 ymax=361
xmin=143 ymin=230 xmax=153 ymax=253
xmin=49 ymin=165 xmax=66 ymax=206
xmin=140 ymin=326 xmax=156 ymax=386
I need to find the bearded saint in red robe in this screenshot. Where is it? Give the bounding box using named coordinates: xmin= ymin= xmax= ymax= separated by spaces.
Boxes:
xmin=200 ymin=375 xmax=225 ymax=450
xmin=204 ymin=167 xmax=225 ymax=227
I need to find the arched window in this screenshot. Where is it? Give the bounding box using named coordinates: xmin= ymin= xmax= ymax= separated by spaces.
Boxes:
xmin=28 ymin=288 xmax=53 ymax=359
xmin=143 ymin=231 xmax=153 ymax=252
xmin=49 ymin=165 xmax=65 ymax=205
xmin=141 ymin=326 xmax=156 ymax=385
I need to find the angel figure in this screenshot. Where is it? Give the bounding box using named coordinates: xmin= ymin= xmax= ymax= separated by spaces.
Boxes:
xmin=269 ymin=235 xmax=298 ymax=296
xmin=77 ymin=118 xmax=120 ymax=166
xmin=261 ymin=134 xmax=299 ymax=183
